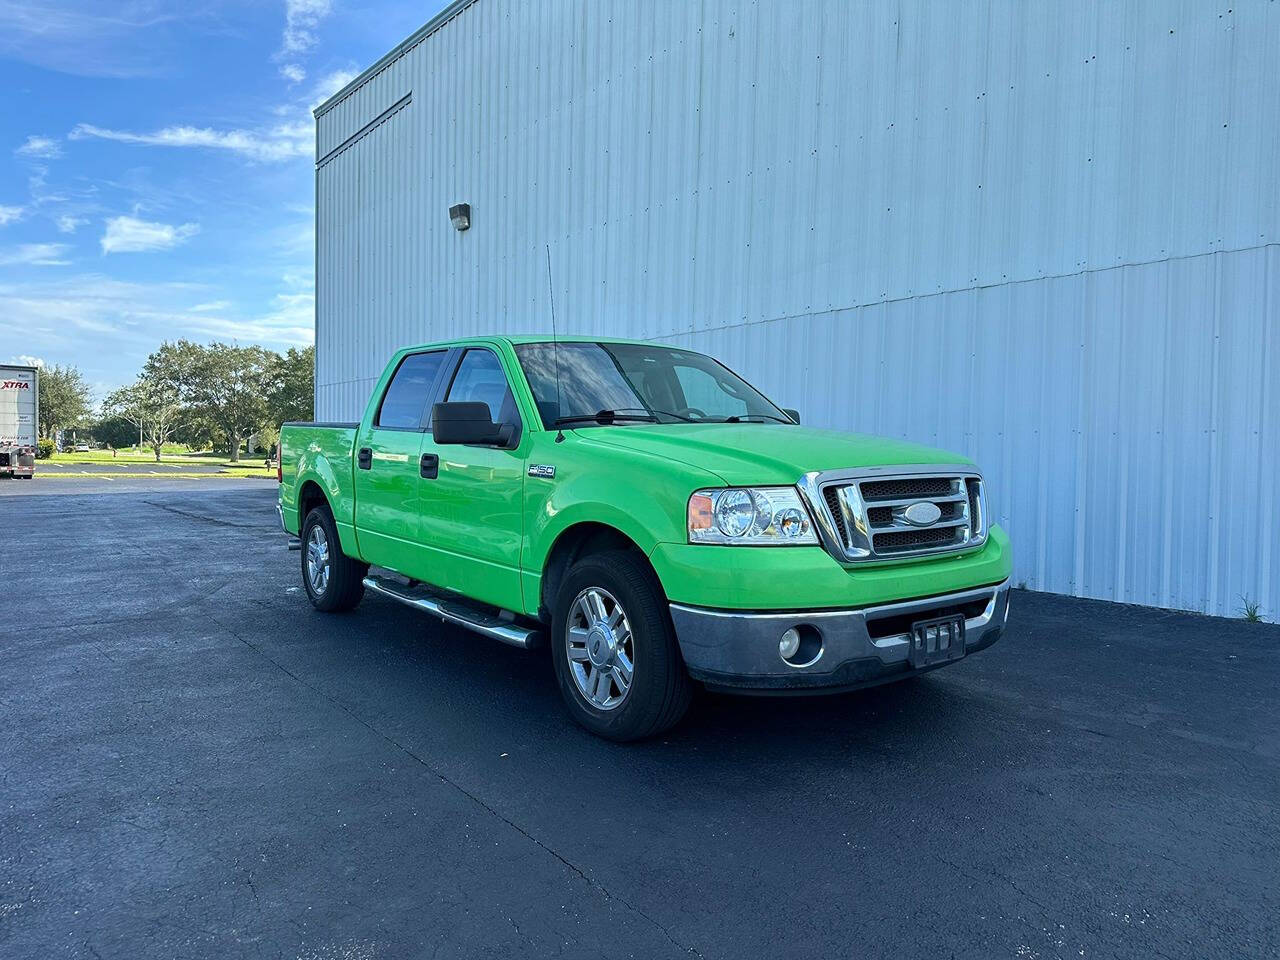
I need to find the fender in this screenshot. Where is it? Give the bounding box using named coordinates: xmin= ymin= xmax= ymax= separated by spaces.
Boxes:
xmin=296 ymin=450 xmax=361 ymax=559
xmin=519 ymin=440 xmax=721 ymax=616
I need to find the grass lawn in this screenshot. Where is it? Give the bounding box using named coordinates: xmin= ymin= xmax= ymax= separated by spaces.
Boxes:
xmin=43 ymin=448 xmax=276 ymax=479
xmin=51 ymin=448 xmax=229 ymax=465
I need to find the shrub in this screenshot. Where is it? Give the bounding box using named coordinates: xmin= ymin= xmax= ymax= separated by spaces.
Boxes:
xmin=36 ymin=438 xmax=55 ymax=459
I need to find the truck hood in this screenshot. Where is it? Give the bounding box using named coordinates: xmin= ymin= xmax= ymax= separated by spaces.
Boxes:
xmin=576 ymin=423 xmax=969 ymax=486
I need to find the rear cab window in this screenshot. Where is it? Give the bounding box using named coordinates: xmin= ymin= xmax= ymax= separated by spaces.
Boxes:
xmin=376 ymin=351 xmax=447 ymax=429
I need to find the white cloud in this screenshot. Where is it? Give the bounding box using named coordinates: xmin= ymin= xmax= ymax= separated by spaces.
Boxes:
xmin=16 ymin=135 xmax=62 ymax=159
xmin=280 ymin=63 xmax=306 ymax=84
xmin=0 ymin=274 xmax=312 ymax=369
xmin=100 ymin=216 xmax=199 ymax=254
xmin=280 ymin=0 xmax=332 ymax=57
xmin=10 ymin=355 xmax=45 ymax=369
xmin=171 ymin=290 xmax=316 ymax=346
xmin=0 ymin=275 xmax=201 ymax=341
xmin=0 ymin=2 xmax=184 ymax=79
xmin=56 ymin=215 xmax=87 ymax=234
xmin=0 ymin=243 xmax=72 ymax=267
xmin=0 ymin=205 xmax=25 ymax=226
xmin=70 ymin=121 xmax=312 ymax=163
xmin=311 ymin=68 xmax=357 ymax=109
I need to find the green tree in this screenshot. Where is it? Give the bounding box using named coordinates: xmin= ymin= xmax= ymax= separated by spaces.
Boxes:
xmin=255 ymin=423 xmax=280 ymax=457
xmin=173 ymin=414 xmax=220 ymax=453
xmin=266 ymin=345 xmax=315 ymax=426
xmin=140 ymin=340 xmax=202 ymax=392
xmin=91 ymin=414 xmax=139 ymax=450
xmin=174 ymin=342 xmax=272 ymax=462
xmin=101 ymin=386 xmax=145 ymax=449
xmin=103 ymin=379 xmax=183 ymax=462
xmin=37 ymin=364 xmax=93 ymax=439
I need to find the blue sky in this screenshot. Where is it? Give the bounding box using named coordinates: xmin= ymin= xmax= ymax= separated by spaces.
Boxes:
xmin=0 ymin=0 xmax=447 ymax=401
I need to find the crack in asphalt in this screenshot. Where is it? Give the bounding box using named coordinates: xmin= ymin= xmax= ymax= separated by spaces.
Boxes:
xmin=210 ymin=614 xmax=705 ymax=959
xmin=144 ymin=499 xmax=274 ymax=529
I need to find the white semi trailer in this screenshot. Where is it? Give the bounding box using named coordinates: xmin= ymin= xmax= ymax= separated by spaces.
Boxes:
xmin=0 ymin=364 xmax=38 ymax=479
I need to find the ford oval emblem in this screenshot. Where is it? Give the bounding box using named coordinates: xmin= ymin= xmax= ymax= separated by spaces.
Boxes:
xmin=903 ymin=501 xmax=942 ymax=527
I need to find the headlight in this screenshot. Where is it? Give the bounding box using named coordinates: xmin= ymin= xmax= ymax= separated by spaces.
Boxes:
xmin=687 ymin=487 xmax=817 ymax=545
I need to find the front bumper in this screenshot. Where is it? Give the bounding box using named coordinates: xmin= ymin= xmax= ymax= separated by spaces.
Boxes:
xmin=670 ymin=579 xmax=1010 ymax=693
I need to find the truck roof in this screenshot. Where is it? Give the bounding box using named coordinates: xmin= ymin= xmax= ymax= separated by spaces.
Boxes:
xmin=396 ymin=334 xmax=670 ymax=352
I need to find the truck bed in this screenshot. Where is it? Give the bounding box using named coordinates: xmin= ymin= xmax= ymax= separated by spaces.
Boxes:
xmin=278 ymin=421 xmax=359 ymax=538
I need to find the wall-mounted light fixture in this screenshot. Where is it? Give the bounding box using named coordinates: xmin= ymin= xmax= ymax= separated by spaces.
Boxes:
xmin=449 ymin=203 xmax=471 ymax=231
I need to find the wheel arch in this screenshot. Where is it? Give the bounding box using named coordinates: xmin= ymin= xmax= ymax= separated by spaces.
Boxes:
xmin=538 ymin=521 xmax=657 ymax=622
xmin=295 ymin=474 xmax=361 ymax=558
xmin=297 ymin=479 xmax=329 ymax=530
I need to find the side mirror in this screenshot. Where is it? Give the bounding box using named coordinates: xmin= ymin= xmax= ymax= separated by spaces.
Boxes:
xmin=432 ymin=402 xmax=507 ymax=446
xmin=782 ymin=408 xmax=801 ymax=425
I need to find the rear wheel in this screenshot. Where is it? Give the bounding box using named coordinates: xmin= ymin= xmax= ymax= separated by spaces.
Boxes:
xmin=301 ymin=507 xmax=367 ymax=612
xmin=551 ymin=550 xmax=693 ymax=741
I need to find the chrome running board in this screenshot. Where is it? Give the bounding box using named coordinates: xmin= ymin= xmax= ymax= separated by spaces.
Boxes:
xmin=363 ymin=575 xmax=543 ymax=649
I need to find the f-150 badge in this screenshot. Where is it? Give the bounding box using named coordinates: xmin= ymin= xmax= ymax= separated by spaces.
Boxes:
xmin=528 ymin=464 xmax=556 ymax=479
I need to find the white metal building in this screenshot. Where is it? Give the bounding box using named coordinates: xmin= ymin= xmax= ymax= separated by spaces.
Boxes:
xmin=313 ymin=0 xmax=1279 ymax=617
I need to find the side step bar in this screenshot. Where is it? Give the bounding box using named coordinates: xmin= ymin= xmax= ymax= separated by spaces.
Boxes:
xmin=363 ymin=575 xmax=543 ymax=649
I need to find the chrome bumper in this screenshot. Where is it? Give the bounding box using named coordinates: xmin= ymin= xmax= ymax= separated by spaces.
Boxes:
xmin=670 ymin=579 xmax=1010 ymax=692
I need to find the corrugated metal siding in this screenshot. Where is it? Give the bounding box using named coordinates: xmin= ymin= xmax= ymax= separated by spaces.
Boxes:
xmin=315 ymin=0 xmax=1280 ymax=617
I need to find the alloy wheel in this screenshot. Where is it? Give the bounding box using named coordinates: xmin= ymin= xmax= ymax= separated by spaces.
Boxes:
xmin=306 ymin=524 xmax=330 ymax=596
xmin=566 ymin=586 xmax=634 ymax=710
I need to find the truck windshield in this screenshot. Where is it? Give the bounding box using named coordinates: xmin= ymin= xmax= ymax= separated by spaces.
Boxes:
xmin=513 ymin=341 xmax=791 ymax=427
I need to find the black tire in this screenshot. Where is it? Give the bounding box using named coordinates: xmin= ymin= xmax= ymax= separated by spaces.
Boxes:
xmin=551 ymin=550 xmax=693 ymax=741
xmin=301 ymin=506 xmax=367 ymax=612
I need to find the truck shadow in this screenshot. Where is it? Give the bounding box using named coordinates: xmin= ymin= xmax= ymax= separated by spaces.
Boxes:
xmin=679 ymin=674 xmax=990 ymax=753
xmin=334 ymin=597 xmax=1012 ymax=775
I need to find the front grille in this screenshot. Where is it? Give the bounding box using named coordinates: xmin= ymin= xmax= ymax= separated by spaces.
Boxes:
xmin=824 ymin=486 xmax=848 ymax=543
xmin=811 ymin=469 xmax=987 ymax=562
xmin=966 ymin=477 xmax=983 ymax=536
xmin=874 ymin=526 xmax=957 ymax=552
xmin=867 ymin=500 xmax=961 ymax=528
xmin=866 ymin=505 xmax=892 ymax=526
xmin=861 ymin=476 xmax=954 ymax=501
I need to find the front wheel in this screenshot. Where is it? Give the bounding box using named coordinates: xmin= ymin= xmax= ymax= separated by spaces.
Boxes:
xmin=301 ymin=507 xmax=367 ymax=612
xmin=551 ymin=550 xmax=693 ymax=741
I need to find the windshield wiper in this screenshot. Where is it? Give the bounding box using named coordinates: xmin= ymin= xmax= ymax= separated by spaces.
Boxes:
xmin=553 ymin=409 xmax=658 ymax=427
xmin=723 ymin=413 xmax=794 ymax=424
xmin=553 ymin=407 xmax=695 ymax=427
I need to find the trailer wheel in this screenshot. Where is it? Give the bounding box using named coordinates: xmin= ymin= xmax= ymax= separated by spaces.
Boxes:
xmin=301 ymin=507 xmax=367 ymax=612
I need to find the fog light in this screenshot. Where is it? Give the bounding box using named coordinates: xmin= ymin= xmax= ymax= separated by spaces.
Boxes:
xmin=779 ymin=627 xmax=801 ymax=660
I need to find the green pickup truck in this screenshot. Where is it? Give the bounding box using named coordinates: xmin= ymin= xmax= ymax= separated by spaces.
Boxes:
xmin=279 ymin=336 xmax=1011 ymax=740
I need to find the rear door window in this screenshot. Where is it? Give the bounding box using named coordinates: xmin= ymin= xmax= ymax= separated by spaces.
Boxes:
xmin=376 ymin=351 xmax=447 ymax=428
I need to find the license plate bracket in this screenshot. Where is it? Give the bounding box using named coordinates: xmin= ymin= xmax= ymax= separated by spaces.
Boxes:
xmin=909 ymin=614 xmax=966 ymax=668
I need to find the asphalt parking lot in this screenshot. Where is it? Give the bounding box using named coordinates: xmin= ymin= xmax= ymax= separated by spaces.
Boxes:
xmin=2 ymin=479 xmax=1276 ymax=959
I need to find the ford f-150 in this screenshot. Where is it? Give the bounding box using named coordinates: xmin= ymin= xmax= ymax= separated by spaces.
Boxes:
xmin=278 ymin=337 xmax=1011 ymax=740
